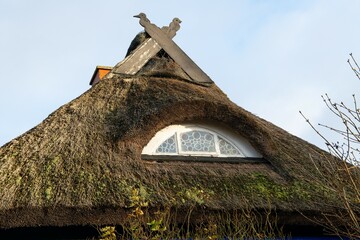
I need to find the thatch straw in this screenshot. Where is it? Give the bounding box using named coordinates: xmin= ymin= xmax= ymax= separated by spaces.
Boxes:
xmin=0 ymin=54 xmax=351 ymax=228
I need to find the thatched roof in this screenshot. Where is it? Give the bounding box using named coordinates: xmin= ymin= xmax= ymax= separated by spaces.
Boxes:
xmin=0 ymin=45 xmax=351 ymax=230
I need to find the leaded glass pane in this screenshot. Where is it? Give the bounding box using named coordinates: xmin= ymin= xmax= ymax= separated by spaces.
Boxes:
xmin=219 ymin=137 xmax=240 ymax=155
xmin=156 ymin=135 xmax=177 ymax=153
xmin=180 ymin=130 xmax=215 ymax=152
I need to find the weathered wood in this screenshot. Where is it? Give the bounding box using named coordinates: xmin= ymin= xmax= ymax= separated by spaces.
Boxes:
xmin=114 ymin=13 xmax=213 ymax=85
xmin=112 ymin=16 xmax=180 ymax=75
xmin=112 ymin=38 xmax=161 ymax=75
xmin=139 ymin=18 xmax=213 ymax=84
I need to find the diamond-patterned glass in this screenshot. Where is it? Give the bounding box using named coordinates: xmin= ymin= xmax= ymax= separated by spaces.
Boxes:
xmin=180 ymin=130 xmax=215 ymax=152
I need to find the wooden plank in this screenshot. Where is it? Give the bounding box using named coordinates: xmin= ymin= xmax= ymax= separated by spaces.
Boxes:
xmin=140 ymin=21 xmax=213 ymax=84
xmin=112 ymin=38 xmax=161 ymax=75
xmin=112 ymin=22 xmax=180 ymax=75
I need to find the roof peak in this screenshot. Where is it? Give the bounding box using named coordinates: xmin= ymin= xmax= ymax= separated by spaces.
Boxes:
xmin=92 ymin=13 xmax=213 ymax=87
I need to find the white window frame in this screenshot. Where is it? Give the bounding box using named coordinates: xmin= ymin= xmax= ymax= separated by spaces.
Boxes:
xmin=142 ymin=123 xmax=262 ymax=158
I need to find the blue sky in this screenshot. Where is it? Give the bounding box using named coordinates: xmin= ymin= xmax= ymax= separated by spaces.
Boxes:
xmin=1 ymin=1 xmax=360 ymax=149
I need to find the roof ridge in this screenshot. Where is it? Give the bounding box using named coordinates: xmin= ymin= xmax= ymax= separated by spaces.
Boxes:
xmin=109 ymin=13 xmax=213 ymax=87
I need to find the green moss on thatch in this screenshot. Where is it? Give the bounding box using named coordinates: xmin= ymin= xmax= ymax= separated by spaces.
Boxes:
xmin=0 ymin=63 xmax=348 ymax=228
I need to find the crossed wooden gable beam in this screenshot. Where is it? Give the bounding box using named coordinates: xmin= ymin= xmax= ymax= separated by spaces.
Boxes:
xmin=111 ymin=13 xmax=213 ymax=86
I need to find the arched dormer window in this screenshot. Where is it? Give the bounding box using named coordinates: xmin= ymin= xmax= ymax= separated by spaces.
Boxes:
xmin=142 ymin=124 xmax=264 ymax=163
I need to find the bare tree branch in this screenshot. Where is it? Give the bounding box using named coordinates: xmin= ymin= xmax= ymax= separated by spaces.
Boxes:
xmin=300 ymin=53 xmax=360 ymax=238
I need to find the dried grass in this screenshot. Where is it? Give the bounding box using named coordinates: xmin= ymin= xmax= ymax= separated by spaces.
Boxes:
xmin=0 ymin=60 xmax=350 ymax=228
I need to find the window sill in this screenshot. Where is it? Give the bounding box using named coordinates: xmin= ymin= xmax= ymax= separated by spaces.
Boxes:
xmin=141 ymin=154 xmax=268 ymax=164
